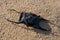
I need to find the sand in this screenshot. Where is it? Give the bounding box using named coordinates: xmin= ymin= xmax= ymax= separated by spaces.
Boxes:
xmin=0 ymin=0 xmax=60 ymax=40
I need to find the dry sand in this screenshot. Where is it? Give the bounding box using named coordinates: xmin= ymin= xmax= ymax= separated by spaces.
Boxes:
xmin=0 ymin=0 xmax=60 ymax=40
